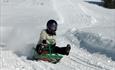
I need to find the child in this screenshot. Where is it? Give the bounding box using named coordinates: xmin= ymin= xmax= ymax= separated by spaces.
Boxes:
xmin=35 ymin=19 xmax=71 ymax=56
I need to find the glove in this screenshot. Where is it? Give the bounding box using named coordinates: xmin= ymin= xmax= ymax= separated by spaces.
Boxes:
xmin=36 ymin=44 xmax=45 ymax=54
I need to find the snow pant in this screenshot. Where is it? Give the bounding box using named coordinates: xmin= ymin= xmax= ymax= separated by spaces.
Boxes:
xmin=35 ymin=44 xmax=68 ymax=55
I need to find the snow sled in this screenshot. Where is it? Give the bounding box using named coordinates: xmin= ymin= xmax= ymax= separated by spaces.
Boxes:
xmin=32 ymin=44 xmax=64 ymax=64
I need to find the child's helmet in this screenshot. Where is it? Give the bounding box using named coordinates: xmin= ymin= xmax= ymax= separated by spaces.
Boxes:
xmin=47 ymin=19 xmax=58 ymax=31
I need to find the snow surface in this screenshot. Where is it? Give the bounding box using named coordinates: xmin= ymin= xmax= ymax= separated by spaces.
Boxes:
xmin=0 ymin=0 xmax=115 ymax=70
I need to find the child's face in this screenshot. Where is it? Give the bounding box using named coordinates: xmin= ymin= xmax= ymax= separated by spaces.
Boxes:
xmin=48 ymin=28 xmax=56 ymax=34
xmin=50 ymin=23 xmax=57 ymax=31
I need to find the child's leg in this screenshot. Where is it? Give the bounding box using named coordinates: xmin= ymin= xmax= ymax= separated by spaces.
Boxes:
xmin=53 ymin=46 xmax=66 ymax=54
xmin=53 ymin=44 xmax=71 ymax=55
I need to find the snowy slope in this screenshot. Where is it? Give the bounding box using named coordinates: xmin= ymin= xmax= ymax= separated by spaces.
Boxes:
xmin=0 ymin=0 xmax=115 ymax=70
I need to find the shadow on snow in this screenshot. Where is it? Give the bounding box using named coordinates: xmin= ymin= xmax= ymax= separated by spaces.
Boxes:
xmin=73 ymin=31 xmax=115 ymax=61
xmin=85 ymin=1 xmax=104 ymax=6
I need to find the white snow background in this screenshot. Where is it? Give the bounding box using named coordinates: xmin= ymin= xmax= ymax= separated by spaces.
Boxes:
xmin=0 ymin=0 xmax=115 ymax=70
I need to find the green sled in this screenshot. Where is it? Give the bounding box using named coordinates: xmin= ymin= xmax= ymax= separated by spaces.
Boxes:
xmin=32 ymin=47 xmax=63 ymax=64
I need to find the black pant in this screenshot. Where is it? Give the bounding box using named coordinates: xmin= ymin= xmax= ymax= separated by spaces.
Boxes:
xmin=53 ymin=46 xmax=67 ymax=55
xmin=35 ymin=44 xmax=67 ymax=55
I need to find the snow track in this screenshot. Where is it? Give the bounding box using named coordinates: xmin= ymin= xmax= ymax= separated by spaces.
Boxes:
xmin=69 ymin=53 xmax=110 ymax=70
xmin=78 ymin=3 xmax=97 ymax=25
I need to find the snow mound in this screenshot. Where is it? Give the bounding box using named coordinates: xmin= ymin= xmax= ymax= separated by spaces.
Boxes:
xmin=66 ymin=29 xmax=115 ymax=61
xmin=0 ymin=47 xmax=33 ymax=70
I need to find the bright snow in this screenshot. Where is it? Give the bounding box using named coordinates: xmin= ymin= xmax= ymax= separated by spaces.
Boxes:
xmin=0 ymin=0 xmax=115 ymax=70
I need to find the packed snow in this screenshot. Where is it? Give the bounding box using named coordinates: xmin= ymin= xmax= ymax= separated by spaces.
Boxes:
xmin=0 ymin=0 xmax=115 ymax=70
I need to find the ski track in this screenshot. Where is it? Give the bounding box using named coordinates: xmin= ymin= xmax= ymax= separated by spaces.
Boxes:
xmin=67 ymin=0 xmax=97 ymax=27
xmin=61 ymin=55 xmax=100 ymax=70
xmin=69 ymin=53 xmax=109 ymax=70
xmin=78 ymin=3 xmax=97 ymax=25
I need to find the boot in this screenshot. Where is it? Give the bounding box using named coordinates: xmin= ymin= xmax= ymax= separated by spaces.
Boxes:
xmin=65 ymin=44 xmax=71 ymax=55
